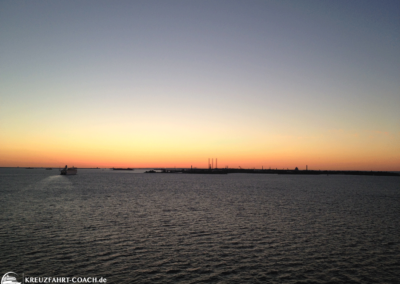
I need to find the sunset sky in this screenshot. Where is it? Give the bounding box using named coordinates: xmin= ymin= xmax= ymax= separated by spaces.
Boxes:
xmin=1 ymin=0 xmax=399 ymax=170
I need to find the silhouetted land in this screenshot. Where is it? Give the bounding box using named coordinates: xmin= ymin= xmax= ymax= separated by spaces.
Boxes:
xmin=0 ymin=167 xmax=398 ymax=176
xmin=152 ymin=168 xmax=400 ymax=176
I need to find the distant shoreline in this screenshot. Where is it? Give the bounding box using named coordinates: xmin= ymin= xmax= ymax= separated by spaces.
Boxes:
xmin=149 ymin=168 xmax=400 ymax=177
xmin=1 ymin=167 xmax=399 ymax=176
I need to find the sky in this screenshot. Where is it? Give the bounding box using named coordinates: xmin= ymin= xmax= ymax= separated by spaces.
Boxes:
xmin=1 ymin=0 xmax=399 ymax=170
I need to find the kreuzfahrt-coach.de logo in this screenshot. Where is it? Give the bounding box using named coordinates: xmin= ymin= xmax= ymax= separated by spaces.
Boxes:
xmin=1 ymin=272 xmax=21 ymax=284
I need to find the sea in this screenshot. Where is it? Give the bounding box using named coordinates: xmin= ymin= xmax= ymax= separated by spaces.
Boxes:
xmin=1 ymin=168 xmax=399 ymax=284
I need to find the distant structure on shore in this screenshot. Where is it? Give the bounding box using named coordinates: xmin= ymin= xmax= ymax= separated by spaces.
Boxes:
xmin=208 ymin=158 xmax=218 ymax=169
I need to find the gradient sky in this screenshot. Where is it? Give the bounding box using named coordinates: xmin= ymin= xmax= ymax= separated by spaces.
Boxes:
xmin=1 ymin=0 xmax=399 ymax=170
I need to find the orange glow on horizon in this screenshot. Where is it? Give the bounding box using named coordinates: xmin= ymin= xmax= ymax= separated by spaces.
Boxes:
xmin=1 ymin=128 xmax=399 ymax=171
xmin=1 ymin=149 xmax=399 ymax=171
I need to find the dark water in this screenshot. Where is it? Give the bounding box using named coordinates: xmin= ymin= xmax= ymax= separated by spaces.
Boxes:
xmin=1 ymin=168 xmax=399 ymax=283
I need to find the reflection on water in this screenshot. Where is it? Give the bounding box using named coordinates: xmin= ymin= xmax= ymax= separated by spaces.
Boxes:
xmin=0 ymin=168 xmax=399 ymax=283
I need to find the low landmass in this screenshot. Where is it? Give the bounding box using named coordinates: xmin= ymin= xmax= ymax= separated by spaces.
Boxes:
xmin=148 ymin=168 xmax=400 ymax=176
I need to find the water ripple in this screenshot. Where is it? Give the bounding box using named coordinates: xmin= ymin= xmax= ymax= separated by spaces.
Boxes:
xmin=1 ymin=169 xmax=399 ymax=283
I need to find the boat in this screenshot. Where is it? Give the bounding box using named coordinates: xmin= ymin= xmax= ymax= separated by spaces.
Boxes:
xmin=60 ymin=165 xmax=77 ymax=175
xmin=112 ymin=168 xmax=134 ymax=171
xmin=45 ymin=168 xmax=52 ymax=170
